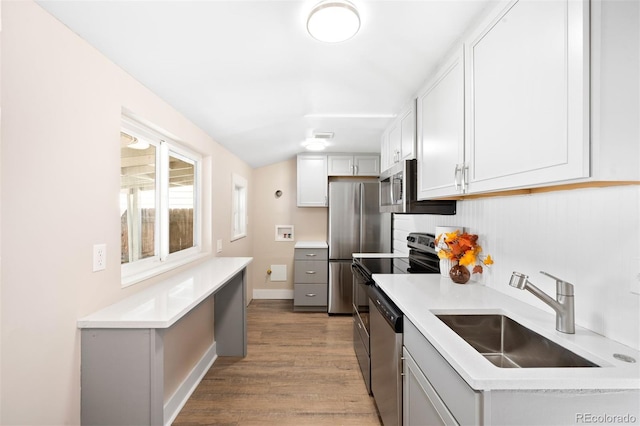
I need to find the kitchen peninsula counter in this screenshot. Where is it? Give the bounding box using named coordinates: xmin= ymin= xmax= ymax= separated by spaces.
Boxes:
xmin=372 ymin=273 xmax=640 ymax=391
xmin=78 ymin=256 xmax=252 ymax=329
xmin=80 ymin=256 xmax=252 ymax=426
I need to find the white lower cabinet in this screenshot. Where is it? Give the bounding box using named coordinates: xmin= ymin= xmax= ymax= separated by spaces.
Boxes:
xmin=403 ymin=348 xmax=457 ymax=426
xmin=403 ymin=318 xmax=481 ymax=426
xmin=403 ymin=317 xmax=640 ymax=426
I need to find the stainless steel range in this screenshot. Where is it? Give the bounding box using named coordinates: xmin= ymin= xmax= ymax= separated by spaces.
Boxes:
xmin=351 ymin=232 xmax=440 ymax=426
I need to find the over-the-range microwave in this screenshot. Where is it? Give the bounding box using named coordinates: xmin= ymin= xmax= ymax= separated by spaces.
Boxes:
xmin=379 ymin=159 xmax=457 ymax=215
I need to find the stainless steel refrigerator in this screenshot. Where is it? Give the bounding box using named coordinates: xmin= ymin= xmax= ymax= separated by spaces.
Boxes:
xmin=328 ymin=181 xmax=391 ymax=314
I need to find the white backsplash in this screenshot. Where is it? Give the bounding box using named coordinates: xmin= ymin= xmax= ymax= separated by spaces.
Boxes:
xmin=394 ymin=185 xmax=640 ymax=350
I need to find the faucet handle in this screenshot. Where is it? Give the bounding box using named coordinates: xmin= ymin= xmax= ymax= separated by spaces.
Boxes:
xmin=540 ymin=271 xmax=574 ymax=296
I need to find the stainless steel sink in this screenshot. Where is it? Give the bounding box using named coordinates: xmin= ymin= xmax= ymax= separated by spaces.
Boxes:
xmin=436 ymin=314 xmax=599 ymax=368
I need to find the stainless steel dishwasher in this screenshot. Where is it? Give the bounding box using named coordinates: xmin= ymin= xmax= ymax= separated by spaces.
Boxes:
xmin=368 ymin=283 xmax=403 ymax=426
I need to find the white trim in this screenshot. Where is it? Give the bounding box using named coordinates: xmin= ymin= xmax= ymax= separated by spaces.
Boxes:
xmin=231 ymin=173 xmax=248 ymax=240
xmin=163 ymin=342 xmax=217 ymax=426
xmin=120 ymin=114 xmax=204 ymax=287
xmin=253 ymin=289 xmax=294 ymax=300
xmin=121 ymin=252 xmax=210 ymax=288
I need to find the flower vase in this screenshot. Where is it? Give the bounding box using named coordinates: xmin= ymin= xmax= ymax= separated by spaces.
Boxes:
xmin=439 ymin=258 xmax=453 ymax=278
xmin=449 ymin=263 xmax=470 ymax=284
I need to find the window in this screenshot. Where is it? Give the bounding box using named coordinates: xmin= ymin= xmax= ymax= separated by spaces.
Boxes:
xmin=120 ymin=116 xmax=201 ymax=285
xmin=231 ymin=173 xmax=248 ymax=240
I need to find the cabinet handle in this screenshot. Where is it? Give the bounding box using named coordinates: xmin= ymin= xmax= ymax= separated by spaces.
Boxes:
xmin=305 ymin=293 xmax=317 ymax=297
xmin=305 ymin=253 xmax=317 ymax=257
xmin=454 ymin=164 xmax=462 ymax=191
xmin=305 ymin=271 xmax=316 ymax=274
xmin=462 ymin=164 xmax=469 ymax=193
xmin=354 ymin=165 xmax=359 ymax=175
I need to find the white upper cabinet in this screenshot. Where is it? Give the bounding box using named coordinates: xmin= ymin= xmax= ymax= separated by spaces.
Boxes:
xmin=297 ymin=154 xmax=328 ymax=207
xmin=464 ymin=0 xmax=589 ymax=193
xmin=388 ymin=122 xmax=401 ymax=166
xmin=328 ymin=154 xmax=380 ymax=176
xmin=417 ymin=48 xmax=465 ymax=199
xmin=381 ymin=101 xmax=417 ymax=173
xmin=399 ymin=100 xmax=417 ymax=162
xmin=380 ymin=130 xmax=392 ymax=173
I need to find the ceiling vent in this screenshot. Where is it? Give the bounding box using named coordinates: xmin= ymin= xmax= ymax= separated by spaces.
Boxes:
xmin=313 ymin=132 xmax=334 ymax=139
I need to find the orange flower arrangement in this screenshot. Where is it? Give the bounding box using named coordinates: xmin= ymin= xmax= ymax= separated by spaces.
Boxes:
xmin=435 ymin=230 xmax=493 ymax=274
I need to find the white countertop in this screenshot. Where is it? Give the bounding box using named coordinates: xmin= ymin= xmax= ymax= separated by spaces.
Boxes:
xmin=294 ymin=241 xmax=328 ymax=249
xmin=78 ymin=257 xmax=252 ymax=329
xmin=353 ymin=252 xmax=405 ymax=258
xmin=373 ymin=273 xmax=640 ymax=391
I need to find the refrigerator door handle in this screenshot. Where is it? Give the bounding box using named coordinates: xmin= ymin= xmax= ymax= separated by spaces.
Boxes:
xmin=359 ymin=183 xmax=364 ymax=253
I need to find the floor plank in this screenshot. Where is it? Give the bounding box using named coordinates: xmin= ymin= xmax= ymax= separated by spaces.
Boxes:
xmin=173 ymin=299 xmax=382 ymax=426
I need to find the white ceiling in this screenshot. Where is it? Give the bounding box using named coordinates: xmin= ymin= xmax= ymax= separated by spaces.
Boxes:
xmin=37 ymin=0 xmax=495 ymax=168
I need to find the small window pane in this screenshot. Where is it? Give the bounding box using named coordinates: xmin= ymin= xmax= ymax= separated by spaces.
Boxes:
xmin=120 ymin=136 xmax=157 ymax=264
xmin=232 ymin=174 xmax=247 ymax=240
xmin=168 ymin=154 xmax=195 ymax=254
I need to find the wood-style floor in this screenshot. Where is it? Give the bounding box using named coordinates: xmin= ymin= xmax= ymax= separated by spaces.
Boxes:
xmin=173 ymin=299 xmax=382 ymax=425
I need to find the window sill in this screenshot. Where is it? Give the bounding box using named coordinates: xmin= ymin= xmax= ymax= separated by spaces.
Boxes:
xmin=121 ymin=252 xmax=211 ymax=288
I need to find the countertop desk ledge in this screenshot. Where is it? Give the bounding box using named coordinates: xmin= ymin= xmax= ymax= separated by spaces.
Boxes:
xmin=373 ymin=273 xmax=640 ymax=391
xmin=78 ymin=257 xmax=252 ymax=329
xmin=294 ymin=241 xmax=328 ymax=249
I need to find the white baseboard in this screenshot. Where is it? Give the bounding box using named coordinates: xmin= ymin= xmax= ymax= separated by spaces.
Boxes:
xmin=253 ymin=289 xmax=294 ymax=299
xmin=164 ymin=342 xmax=217 ymax=426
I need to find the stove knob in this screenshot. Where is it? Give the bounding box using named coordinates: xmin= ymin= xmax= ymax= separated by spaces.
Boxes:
xmin=429 ymin=242 xmax=435 ymax=248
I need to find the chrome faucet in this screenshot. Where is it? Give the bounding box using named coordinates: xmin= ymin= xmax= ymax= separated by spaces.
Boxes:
xmin=509 ymin=271 xmax=575 ymax=334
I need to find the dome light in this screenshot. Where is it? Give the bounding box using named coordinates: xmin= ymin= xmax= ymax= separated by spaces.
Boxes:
xmin=307 ymin=1 xmax=360 ymax=43
xmin=302 ymin=138 xmax=328 ymax=151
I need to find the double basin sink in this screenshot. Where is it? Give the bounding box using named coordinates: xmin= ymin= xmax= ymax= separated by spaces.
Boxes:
xmin=436 ymin=314 xmax=599 ymax=368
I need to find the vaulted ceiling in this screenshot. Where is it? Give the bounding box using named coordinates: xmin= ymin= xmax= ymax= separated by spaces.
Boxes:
xmin=38 ymin=0 xmax=495 ymax=168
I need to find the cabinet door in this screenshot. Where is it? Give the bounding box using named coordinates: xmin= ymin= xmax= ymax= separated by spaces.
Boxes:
xmin=354 ymin=155 xmax=380 ymax=176
xmin=327 ymin=155 xmax=354 ymax=176
xmin=297 ymin=154 xmax=327 ymax=207
xmin=403 ymin=348 xmax=457 ymax=426
xmin=417 ymin=47 xmax=465 ymax=200
xmin=380 ymin=130 xmax=392 ymax=173
xmin=388 ymin=122 xmax=401 ymax=166
xmin=465 ymin=0 xmax=589 ymax=193
xmin=399 ymin=101 xmax=416 ymax=161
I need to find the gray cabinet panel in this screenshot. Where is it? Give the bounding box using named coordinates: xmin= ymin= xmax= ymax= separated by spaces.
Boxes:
xmin=404 ymin=318 xmax=481 ymax=425
xmin=294 ymin=260 xmax=328 ymax=283
xmin=293 ymin=283 xmax=328 ymax=306
xmin=81 ymin=329 xmax=160 ymax=426
xmin=294 ymin=248 xmax=328 ymax=260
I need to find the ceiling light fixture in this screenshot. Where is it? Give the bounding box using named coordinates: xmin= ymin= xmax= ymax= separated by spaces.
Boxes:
xmin=302 ymin=138 xmax=328 ymax=151
xmin=307 ymin=0 xmax=360 ymax=43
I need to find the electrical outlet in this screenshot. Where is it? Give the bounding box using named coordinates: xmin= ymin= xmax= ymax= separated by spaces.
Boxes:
xmin=216 ymin=239 xmax=223 ymax=253
xmin=93 ymin=244 xmax=106 ymax=272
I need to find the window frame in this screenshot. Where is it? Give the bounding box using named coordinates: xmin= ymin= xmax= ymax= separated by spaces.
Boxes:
xmin=121 ymin=116 xmax=203 ymax=287
xmin=231 ymin=173 xmax=248 ymax=241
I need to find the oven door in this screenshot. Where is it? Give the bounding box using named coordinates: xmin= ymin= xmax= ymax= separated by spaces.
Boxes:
xmin=351 ymin=262 xmax=372 ymax=394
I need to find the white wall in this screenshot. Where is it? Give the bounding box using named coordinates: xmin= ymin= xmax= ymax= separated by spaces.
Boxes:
xmin=0 ymin=1 xmax=253 ymax=424
xmin=394 ymin=185 xmax=640 ymax=350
